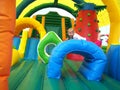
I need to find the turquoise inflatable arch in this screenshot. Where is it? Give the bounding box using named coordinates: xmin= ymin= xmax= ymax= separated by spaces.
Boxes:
xmin=47 ymin=39 xmax=107 ymax=81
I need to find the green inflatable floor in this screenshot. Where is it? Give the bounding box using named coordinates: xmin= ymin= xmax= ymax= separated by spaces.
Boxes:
xmin=9 ymin=60 xmax=120 ymax=90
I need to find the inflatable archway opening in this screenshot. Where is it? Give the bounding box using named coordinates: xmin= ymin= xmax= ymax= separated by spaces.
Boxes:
xmin=37 ymin=31 xmax=62 ymax=64
xmin=45 ymin=43 xmax=56 ymax=56
xmin=47 ymin=39 xmax=107 ymax=81
xmin=15 ymin=17 xmax=46 ymax=39
xmin=67 ymin=53 xmax=84 ymax=61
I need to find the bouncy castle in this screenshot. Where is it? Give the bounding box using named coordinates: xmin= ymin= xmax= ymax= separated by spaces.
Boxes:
xmin=0 ymin=0 xmax=120 ymax=90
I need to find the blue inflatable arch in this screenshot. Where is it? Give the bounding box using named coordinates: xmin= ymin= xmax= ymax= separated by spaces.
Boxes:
xmin=47 ymin=39 xmax=107 ymax=81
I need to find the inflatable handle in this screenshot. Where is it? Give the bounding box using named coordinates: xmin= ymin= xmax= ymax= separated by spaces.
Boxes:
xmin=37 ymin=31 xmax=62 ymax=63
xmin=15 ymin=17 xmax=46 ymax=39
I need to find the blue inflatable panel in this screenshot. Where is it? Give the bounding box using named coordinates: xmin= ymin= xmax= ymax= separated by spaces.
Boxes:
xmin=13 ymin=37 xmax=20 ymax=50
xmin=83 ymin=3 xmax=95 ymax=10
xmin=24 ymin=38 xmax=39 ymax=60
xmin=106 ymin=45 xmax=120 ymax=81
xmin=47 ymin=39 xmax=107 ymax=81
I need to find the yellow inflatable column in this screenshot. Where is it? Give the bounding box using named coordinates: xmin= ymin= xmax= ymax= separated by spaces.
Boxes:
xmin=28 ymin=16 xmax=36 ymax=38
xmin=18 ymin=30 xmax=28 ymax=58
xmin=61 ymin=18 xmax=66 ymax=40
xmin=28 ymin=28 xmax=33 ymax=38
xmin=71 ymin=18 xmax=75 ymax=29
xmin=42 ymin=16 xmax=45 ymax=27
xmin=102 ymin=0 xmax=120 ymax=49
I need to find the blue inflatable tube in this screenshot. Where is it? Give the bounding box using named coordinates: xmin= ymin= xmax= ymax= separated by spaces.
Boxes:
xmin=105 ymin=45 xmax=120 ymax=81
xmin=47 ymin=39 xmax=107 ymax=81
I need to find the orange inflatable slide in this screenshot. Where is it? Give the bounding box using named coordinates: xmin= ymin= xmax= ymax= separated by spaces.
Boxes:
xmin=0 ymin=0 xmax=15 ymax=90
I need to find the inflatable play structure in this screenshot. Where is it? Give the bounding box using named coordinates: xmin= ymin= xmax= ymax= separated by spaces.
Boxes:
xmin=0 ymin=0 xmax=120 ymax=90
